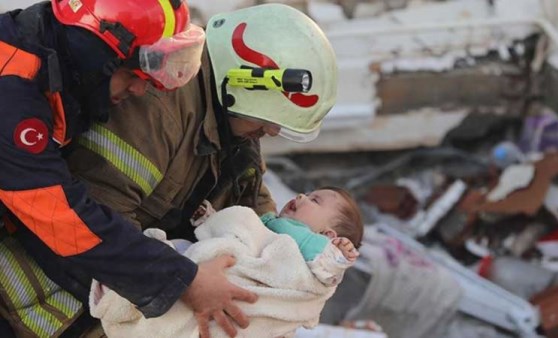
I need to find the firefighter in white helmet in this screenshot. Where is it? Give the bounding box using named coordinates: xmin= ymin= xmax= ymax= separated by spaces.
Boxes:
xmin=66 ymin=4 xmax=338 ymax=337
xmin=206 ymin=3 xmax=338 ymax=142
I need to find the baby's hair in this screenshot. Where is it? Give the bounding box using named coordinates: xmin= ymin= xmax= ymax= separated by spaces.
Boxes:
xmin=320 ymin=186 xmax=363 ymax=248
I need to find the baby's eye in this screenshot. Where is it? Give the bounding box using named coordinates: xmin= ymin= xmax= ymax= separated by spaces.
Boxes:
xmin=311 ymin=198 xmax=318 ymax=203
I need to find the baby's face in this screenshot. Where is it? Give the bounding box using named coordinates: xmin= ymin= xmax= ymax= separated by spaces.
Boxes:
xmin=279 ymin=189 xmax=343 ymax=235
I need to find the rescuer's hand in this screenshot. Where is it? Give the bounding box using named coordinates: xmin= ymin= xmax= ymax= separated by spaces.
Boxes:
xmin=181 ymin=255 xmax=258 ymax=338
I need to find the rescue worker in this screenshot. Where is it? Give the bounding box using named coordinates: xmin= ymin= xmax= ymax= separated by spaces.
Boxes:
xmin=66 ymin=3 xmax=338 ymax=336
xmin=0 ymin=1 xmax=259 ymax=337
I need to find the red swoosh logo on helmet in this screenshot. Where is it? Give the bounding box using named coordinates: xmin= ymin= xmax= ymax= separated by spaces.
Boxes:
xmin=232 ymin=23 xmax=318 ymax=108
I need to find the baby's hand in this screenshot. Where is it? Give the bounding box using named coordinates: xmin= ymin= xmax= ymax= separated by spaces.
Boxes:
xmin=191 ymin=204 xmax=207 ymax=222
xmin=190 ymin=200 xmax=216 ymax=227
xmin=332 ymin=237 xmax=359 ymax=262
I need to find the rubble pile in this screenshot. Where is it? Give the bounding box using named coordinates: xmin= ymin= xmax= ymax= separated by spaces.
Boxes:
xmin=270 ymin=104 xmax=558 ymax=338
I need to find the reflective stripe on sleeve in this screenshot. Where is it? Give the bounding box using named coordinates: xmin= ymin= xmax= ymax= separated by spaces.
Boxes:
xmin=0 ymin=237 xmax=83 ymax=337
xmin=79 ymin=123 xmax=163 ymax=196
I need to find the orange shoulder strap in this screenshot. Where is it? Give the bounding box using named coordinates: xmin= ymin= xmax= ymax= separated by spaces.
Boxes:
xmin=45 ymin=91 xmax=71 ymax=146
xmin=0 ymin=40 xmax=41 ymax=80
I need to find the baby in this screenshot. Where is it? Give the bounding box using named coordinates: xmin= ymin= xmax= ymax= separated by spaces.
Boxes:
xmin=91 ymin=186 xmax=364 ymax=338
xmin=194 ymin=186 xmax=363 ymax=286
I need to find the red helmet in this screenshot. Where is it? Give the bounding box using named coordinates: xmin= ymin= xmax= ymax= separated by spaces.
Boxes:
xmin=51 ymin=0 xmax=205 ymax=89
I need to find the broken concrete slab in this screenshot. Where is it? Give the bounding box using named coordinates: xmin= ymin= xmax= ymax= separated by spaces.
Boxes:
xmin=474 ymin=152 xmax=558 ymax=216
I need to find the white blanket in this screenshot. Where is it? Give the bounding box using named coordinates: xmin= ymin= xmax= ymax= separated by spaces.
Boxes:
xmin=90 ymin=206 xmax=336 ymax=338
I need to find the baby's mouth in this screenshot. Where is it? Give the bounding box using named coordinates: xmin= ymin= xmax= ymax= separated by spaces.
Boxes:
xmin=288 ymin=199 xmax=297 ymax=212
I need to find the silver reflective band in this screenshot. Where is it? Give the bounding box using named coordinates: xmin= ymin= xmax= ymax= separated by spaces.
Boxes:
xmin=0 ymin=237 xmax=83 ymax=337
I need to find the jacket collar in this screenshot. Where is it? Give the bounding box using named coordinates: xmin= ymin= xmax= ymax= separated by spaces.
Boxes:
xmin=194 ymin=47 xmax=221 ymax=156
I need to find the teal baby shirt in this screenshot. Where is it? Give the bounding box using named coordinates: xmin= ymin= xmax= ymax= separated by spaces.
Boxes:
xmin=260 ymin=213 xmax=329 ymax=261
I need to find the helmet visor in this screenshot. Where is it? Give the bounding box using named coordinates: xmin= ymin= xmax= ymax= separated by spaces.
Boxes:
xmin=229 ymin=112 xmax=321 ymax=143
xmin=278 ymin=126 xmax=321 ymax=143
xmin=139 ymin=24 xmax=205 ymax=90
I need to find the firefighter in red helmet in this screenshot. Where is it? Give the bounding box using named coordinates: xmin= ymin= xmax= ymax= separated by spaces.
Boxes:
xmin=0 ymin=0 xmax=253 ymax=337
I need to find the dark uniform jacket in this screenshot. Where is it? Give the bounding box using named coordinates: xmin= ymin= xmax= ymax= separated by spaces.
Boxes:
xmin=0 ymin=3 xmax=197 ymax=318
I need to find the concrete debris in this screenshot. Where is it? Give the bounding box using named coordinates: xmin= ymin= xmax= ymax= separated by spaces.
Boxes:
xmin=294 ymin=323 xmax=387 ymax=338
xmin=364 ymin=185 xmax=419 ymax=220
xmin=531 ymin=287 xmax=558 ymax=338
xmin=480 ymin=256 xmax=558 ymax=300
xmin=487 ymin=164 xmax=535 ymax=202
xmin=519 ymin=108 xmax=558 ymax=154
xmin=537 ymin=230 xmax=558 ymax=261
xmin=345 ymin=227 xmax=463 ymax=338
xmin=474 ymin=153 xmax=558 ymax=216
xmin=266 ymin=107 xmax=558 ymax=338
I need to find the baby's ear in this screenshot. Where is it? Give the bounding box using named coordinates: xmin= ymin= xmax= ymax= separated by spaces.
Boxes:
xmin=322 ymin=229 xmax=337 ymax=239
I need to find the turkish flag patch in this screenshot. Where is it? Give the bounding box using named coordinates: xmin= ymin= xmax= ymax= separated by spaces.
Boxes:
xmin=13 ymin=118 xmax=49 ymax=154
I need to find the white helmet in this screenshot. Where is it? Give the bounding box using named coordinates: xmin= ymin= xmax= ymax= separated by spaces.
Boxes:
xmin=206 ymin=4 xmax=338 ymax=142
